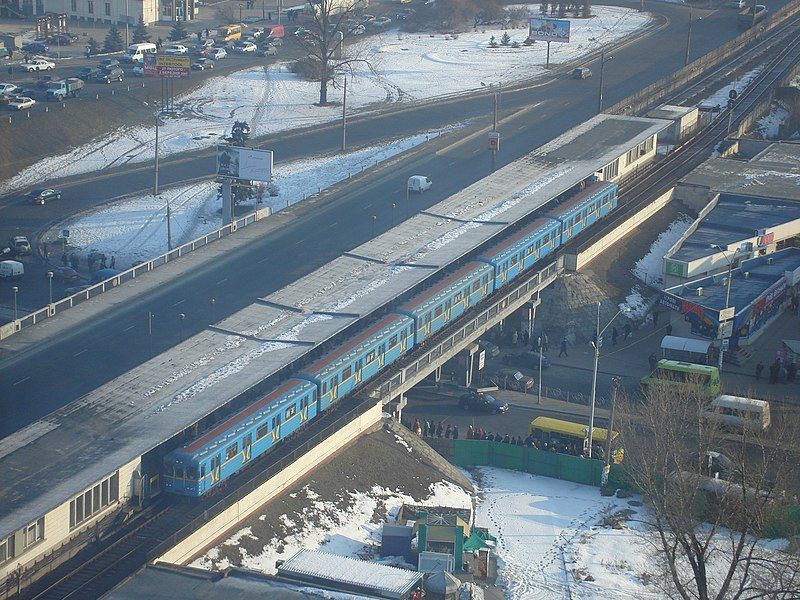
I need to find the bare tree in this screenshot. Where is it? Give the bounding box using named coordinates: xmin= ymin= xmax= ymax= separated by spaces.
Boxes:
xmin=617 ymin=381 xmax=800 ymax=600
xmin=296 ymin=0 xmax=373 ymax=105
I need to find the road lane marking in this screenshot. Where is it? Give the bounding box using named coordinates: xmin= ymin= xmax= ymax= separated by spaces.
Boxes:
xmin=363 ymin=203 xmax=372 ymax=210
xmin=123 ymin=324 xmax=136 ymax=331
xmin=296 ymin=238 xmax=307 ymax=245
xmin=171 ymin=299 xmax=185 ymax=307
xmin=12 ymin=377 xmax=30 ymax=386
xmin=217 ymin=278 xmax=228 ymax=285
xmin=73 ymin=349 xmax=88 ymax=357
xmin=257 ymin=256 xmax=270 ymax=263
xmin=328 ymin=221 xmax=339 ymax=229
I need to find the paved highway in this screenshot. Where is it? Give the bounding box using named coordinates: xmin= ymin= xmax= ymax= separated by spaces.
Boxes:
xmin=0 ymin=1 xmax=781 ymax=436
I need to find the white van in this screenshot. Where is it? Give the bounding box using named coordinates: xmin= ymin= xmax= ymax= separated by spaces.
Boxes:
xmin=407 ymin=175 xmax=432 ymax=193
xmin=702 ymin=395 xmax=771 ymax=432
xmin=123 ymin=43 xmax=157 ymax=63
xmin=0 ymin=260 xmax=24 ymax=279
xmin=730 ymin=0 xmax=746 ymax=7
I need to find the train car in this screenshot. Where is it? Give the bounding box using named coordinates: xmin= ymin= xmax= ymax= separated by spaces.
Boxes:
xmin=298 ymin=314 xmax=414 ymax=411
xmin=163 ymin=379 xmax=317 ymax=497
xmin=396 ymin=261 xmax=494 ymax=346
xmin=478 ymin=217 xmax=562 ymax=289
xmin=547 ymin=181 xmax=618 ymax=245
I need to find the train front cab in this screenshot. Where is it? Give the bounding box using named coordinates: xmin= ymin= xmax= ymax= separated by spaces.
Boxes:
xmin=163 ymin=380 xmax=317 ymax=497
xmin=396 ymin=262 xmax=494 ymax=345
xmin=299 ymin=314 xmax=414 ymax=410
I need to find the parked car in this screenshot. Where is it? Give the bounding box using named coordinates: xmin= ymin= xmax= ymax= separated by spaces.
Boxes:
xmin=373 ymin=16 xmax=392 ymax=28
xmin=194 ymin=39 xmax=215 ymax=52
xmin=458 ymin=390 xmax=509 ymax=413
xmin=407 ymin=175 xmax=432 ymax=192
xmin=266 ymin=36 xmax=282 ymax=46
xmin=90 ymin=268 xmax=121 ymax=284
xmin=350 ymin=24 xmax=366 ymax=35
xmin=259 ymin=45 xmax=278 ymax=56
xmin=8 ymin=236 xmax=31 ymax=256
xmin=26 ymin=188 xmax=62 ymax=204
xmin=94 ymin=67 xmax=124 ymax=83
xmin=163 ymin=44 xmax=189 ymax=55
xmin=234 ymin=41 xmax=258 ymax=53
xmin=7 ymin=96 xmax=36 ymax=110
xmin=209 ymin=48 xmax=227 ymax=60
xmin=198 ymin=45 xmax=215 ymax=57
xmin=99 ymin=58 xmax=121 ymax=71
xmin=53 ymin=266 xmax=82 ymax=282
xmin=502 ymin=349 xmax=551 ymax=369
xmin=479 ymin=339 xmax=501 ymax=358
xmin=360 ymin=14 xmax=376 ymax=23
xmin=572 ymin=67 xmax=592 ymax=79
xmin=494 ymin=368 xmax=534 ymax=392
xmin=0 ymin=260 xmax=24 ymax=279
xmin=0 ymin=83 xmax=19 ymax=96
xmin=132 ymin=64 xmax=144 ymax=76
xmin=191 ymin=59 xmax=214 ymax=70
xmin=75 ymin=66 xmax=101 ymax=80
xmin=20 ymin=59 xmax=55 ymax=72
xmin=48 ymin=33 xmax=76 ymax=45
xmin=22 ymin=42 xmax=49 ymax=54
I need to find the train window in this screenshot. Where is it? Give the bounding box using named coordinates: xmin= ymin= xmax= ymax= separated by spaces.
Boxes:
xmin=366 ymin=350 xmax=376 ymax=363
xmin=332 ymin=376 xmax=338 ymax=386
xmin=187 ymin=467 xmax=199 ymax=479
xmin=434 ymin=306 xmax=443 ymax=318
xmin=271 ymin=415 xmax=281 ymax=429
xmin=472 ymin=281 xmax=480 ymax=292
xmin=22 ymin=518 xmax=44 ymax=550
xmin=342 ymin=366 xmax=353 ymax=380
xmin=110 ymin=472 xmax=119 ymax=502
xmin=388 ymin=335 xmax=397 ymax=348
xmin=84 ymin=491 xmax=92 ymax=516
xmin=454 ymin=293 xmax=462 ymax=303
xmin=301 ymin=396 xmax=309 ymax=409
xmin=285 ymin=405 xmax=297 ymax=419
xmin=75 ymin=497 xmax=84 ymax=524
xmin=243 ymin=434 xmax=252 ymax=448
xmin=0 ymin=536 xmax=13 ymax=563
xmin=211 ymin=456 xmax=221 ymax=470
xmin=322 ymin=381 xmax=328 ymax=394
xmin=93 ymin=486 xmax=101 ymax=512
xmin=256 ymin=423 xmax=269 ymax=440
xmin=225 ymin=443 xmax=238 ymax=461
xmin=201 ymin=464 xmax=207 ymax=477
xmin=510 ymin=256 xmax=518 ymax=265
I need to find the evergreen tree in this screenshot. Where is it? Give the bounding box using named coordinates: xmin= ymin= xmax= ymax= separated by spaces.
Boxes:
xmin=557 ymin=2 xmax=567 ymax=17
xmin=132 ymin=15 xmax=151 ymax=43
xmin=169 ymin=19 xmax=187 ymax=42
xmin=582 ymin=0 xmax=592 ymax=18
xmin=500 ymin=31 xmax=511 ymax=46
xmin=87 ymin=36 xmax=100 ymax=55
xmin=488 ymin=35 xmax=498 ymax=48
xmin=540 ymin=0 xmax=549 ymax=14
xmin=103 ymin=24 xmax=124 ymax=52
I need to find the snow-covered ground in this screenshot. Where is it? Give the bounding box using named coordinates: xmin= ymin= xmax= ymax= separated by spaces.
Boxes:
xmin=46 ymin=129 xmax=452 ymax=268
xmin=699 ymin=65 xmax=764 ymax=110
xmin=1 ymin=6 xmax=650 ymax=193
xmin=191 ymin=480 xmax=471 ymax=574
xmin=632 ymin=214 xmax=694 ymax=287
xmin=755 ymin=102 xmax=790 ymax=139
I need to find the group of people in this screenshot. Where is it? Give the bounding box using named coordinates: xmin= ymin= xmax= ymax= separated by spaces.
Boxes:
xmin=60 ymin=252 xmax=116 ymax=271
xmin=755 ymin=357 xmax=798 ymax=384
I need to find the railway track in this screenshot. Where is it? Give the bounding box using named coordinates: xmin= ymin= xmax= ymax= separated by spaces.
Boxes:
xmin=15 ymin=18 xmax=800 ymax=600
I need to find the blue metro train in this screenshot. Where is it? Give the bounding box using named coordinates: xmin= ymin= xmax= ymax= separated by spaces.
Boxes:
xmin=163 ymin=181 xmax=618 ymax=496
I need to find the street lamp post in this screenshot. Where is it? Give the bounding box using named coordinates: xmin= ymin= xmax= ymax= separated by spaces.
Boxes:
xmin=710 ymin=244 xmax=740 ymax=371
xmin=239 ymin=3 xmax=243 ymax=21
xmin=537 ymin=335 xmax=544 ymax=405
xmin=588 ymin=301 xmax=630 ymax=458
xmin=685 ymin=12 xmax=701 ymax=67
xmin=391 ymin=202 xmax=396 ymax=226
xmin=11 ymin=286 xmax=18 ymax=321
xmin=371 ymin=214 xmax=377 ymax=238
xmin=178 ymin=312 xmax=186 ymax=341
xmin=46 ymin=271 xmax=53 ymax=305
xmin=154 ymin=110 xmax=163 ymax=196
xmin=210 ymin=297 xmax=216 ymax=322
xmin=597 ymin=51 xmax=613 ymax=113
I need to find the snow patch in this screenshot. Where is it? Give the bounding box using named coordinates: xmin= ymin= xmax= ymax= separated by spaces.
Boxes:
xmin=632 ymin=215 xmax=694 ymax=288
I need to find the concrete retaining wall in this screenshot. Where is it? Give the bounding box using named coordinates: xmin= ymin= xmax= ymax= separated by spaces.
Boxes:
xmin=565 ymin=188 xmax=675 ymax=271
xmin=156 ymin=401 xmax=383 ymax=566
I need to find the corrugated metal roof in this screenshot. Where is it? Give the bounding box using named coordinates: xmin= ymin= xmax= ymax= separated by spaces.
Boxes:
xmin=278 ymin=549 xmax=420 ymax=595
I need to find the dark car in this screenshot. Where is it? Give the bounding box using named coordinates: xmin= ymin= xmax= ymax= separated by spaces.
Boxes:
xmin=76 ymin=67 xmax=100 ymax=79
xmin=191 ymin=59 xmax=214 ymax=70
xmin=94 ymin=67 xmax=124 ymax=83
xmin=100 ymin=59 xmax=121 ymax=71
xmin=502 ymin=350 xmax=551 ymax=369
xmin=90 ymin=268 xmax=121 ymax=284
xmin=53 ymin=266 xmax=82 ymax=282
xmin=22 ymin=42 xmax=49 ymax=54
xmin=26 ymin=188 xmax=62 ymax=205
xmin=459 ymin=390 xmax=509 ymax=414
xmin=64 ymin=284 xmax=92 ymax=296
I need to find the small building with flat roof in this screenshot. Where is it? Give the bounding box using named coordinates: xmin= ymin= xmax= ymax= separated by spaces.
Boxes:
xmin=663 ymin=193 xmax=800 ymax=287
xmin=646 ymin=104 xmax=699 ymax=144
xmin=660 ymin=248 xmax=800 ymax=346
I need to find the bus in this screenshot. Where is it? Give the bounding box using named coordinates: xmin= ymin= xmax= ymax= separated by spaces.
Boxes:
xmin=702 ymin=395 xmax=771 ymax=432
xmin=216 ymin=24 xmax=243 ymax=41
xmin=640 ymin=360 xmax=721 ymax=398
xmin=528 ymin=416 xmax=624 ymax=463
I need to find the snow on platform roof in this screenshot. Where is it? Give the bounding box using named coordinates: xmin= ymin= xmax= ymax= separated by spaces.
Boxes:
xmin=277 ymin=549 xmax=421 ymax=597
xmin=750 ymin=141 xmax=800 ymax=166
xmin=0 ymin=327 xmax=309 ymax=539
xmin=265 ymin=254 xmax=432 ymax=317
xmin=350 ymin=213 xmax=506 ymax=268
xmin=679 ymin=157 xmax=800 ymax=201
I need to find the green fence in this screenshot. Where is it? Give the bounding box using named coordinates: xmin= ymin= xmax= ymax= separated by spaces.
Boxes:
xmin=453 ymin=440 xmax=607 ymax=487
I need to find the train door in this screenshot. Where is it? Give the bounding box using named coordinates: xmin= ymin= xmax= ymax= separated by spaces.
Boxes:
xmin=300 ymin=395 xmax=310 ymax=422
xmin=210 ymin=455 xmax=221 ymax=483
xmin=401 ymin=328 xmax=409 ymax=351
xmin=378 ymin=343 xmax=386 ymax=367
xmin=242 ymin=434 xmax=252 ymax=462
xmin=424 ymin=312 xmax=432 ymax=337
xmin=271 ymin=414 xmax=282 ymax=441
xmin=331 ymin=375 xmax=339 ymax=401
xmin=355 ymin=359 xmax=363 ymax=383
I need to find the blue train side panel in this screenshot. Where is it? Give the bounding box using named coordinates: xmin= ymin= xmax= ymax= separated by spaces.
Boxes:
xmin=478 ymin=217 xmax=562 ymax=289
xmin=395 ymin=261 xmax=494 ymax=346
xmin=163 ymin=378 xmax=317 ymax=497
xmin=547 ymin=182 xmax=618 ymax=245
xmin=298 ymin=313 xmax=414 ymax=411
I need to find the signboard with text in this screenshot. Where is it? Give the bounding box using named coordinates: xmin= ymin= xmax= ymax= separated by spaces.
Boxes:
xmin=528 ymin=18 xmax=571 ymax=43
xmin=143 ymin=55 xmax=190 ymax=79
xmin=216 ymin=145 xmax=273 ymax=182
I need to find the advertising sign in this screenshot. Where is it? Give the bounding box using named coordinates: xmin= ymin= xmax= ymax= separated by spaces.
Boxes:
xmin=216 ymin=145 xmax=273 ymax=182
xmin=143 ymin=55 xmax=190 ymax=79
xmin=718 ymin=306 xmax=736 ymax=322
xmin=664 ymin=259 xmax=688 ymax=278
xmin=528 ymin=18 xmax=571 ymax=43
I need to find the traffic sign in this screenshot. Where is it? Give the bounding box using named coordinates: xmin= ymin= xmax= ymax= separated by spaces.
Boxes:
xmin=488 ymin=131 xmax=500 ymax=151
xmin=729 ymin=89 xmax=738 ymax=100
xmin=719 ymin=306 xmax=736 ymax=321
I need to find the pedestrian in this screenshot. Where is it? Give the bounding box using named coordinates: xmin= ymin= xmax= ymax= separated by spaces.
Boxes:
xmin=510 ymin=436 xmax=517 ymax=446
xmin=205 ymin=28 xmax=210 ymax=37
xmin=558 ymin=337 xmax=568 ymax=358
xmin=197 ymin=31 xmax=202 ymax=42
xmin=511 ymin=330 xmax=518 ymax=346
xmin=466 ymin=424 xmax=473 ymax=439
xmin=436 ymin=421 xmax=444 ymax=438
xmin=648 ymin=352 xmax=657 ymax=372
xmin=502 ymin=434 xmax=511 ymax=444
xmin=769 ymin=360 xmax=779 ymax=384
xmin=110 ymin=256 xmax=116 ymax=269
xmin=476 ymin=426 xmax=484 ymax=440
xmin=755 ymin=361 xmax=764 ymax=380
xmin=623 ymin=323 xmax=631 ymax=340
xmin=413 ymin=419 xmax=422 ymax=436
xmin=445 ymin=424 xmax=452 ymax=439
xmin=453 ymin=425 xmax=459 ymax=440
xmin=61 ymin=252 xmax=68 ymax=267
xmin=524 ymin=434 xmax=533 ymax=447
xmin=611 ymin=326 xmax=618 ymax=346
xmin=157 ymin=37 xmax=163 ymax=50
xmin=666 ymin=323 xmax=673 ymax=336
xmin=522 ymin=329 xmax=529 ymax=345
xmin=7 ymin=65 xmax=12 ymax=77
xmin=268 ymin=11 xmax=272 ymax=19
xmin=542 ymin=332 xmax=549 ymax=352
xmin=652 ymin=311 xmax=659 ymax=329
xmin=100 ymin=254 xmax=107 ymax=269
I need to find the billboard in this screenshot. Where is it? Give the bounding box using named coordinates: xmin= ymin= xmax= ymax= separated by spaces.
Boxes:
xmin=528 ymin=18 xmax=571 ymax=43
xmin=143 ymin=55 xmax=190 ymax=79
xmin=216 ymin=146 xmax=273 ymax=182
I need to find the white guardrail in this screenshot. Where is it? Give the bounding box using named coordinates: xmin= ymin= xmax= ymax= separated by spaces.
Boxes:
xmin=0 ymin=208 xmax=271 ymax=341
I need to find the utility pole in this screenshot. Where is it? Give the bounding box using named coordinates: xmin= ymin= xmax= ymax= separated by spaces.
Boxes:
xmin=166 ymin=196 xmax=173 ymax=250
xmin=147 ymin=311 xmax=154 ymax=356
xmin=537 ymin=335 xmax=544 ymax=405
xmin=125 ymin=0 xmax=129 ymax=47
xmin=685 ymin=11 xmax=693 ymax=67
xmin=491 ymin=89 xmax=498 ymax=172
xmin=262 ymin=0 xmax=265 ymax=20
xmin=278 ymin=0 xmax=282 ymax=24
xmin=597 ymin=50 xmax=608 ymax=113
xmin=602 ymin=380 xmax=619 ymax=487
xmin=154 ymin=111 xmax=161 ymax=196
xmin=341 ymin=76 xmax=347 ymax=152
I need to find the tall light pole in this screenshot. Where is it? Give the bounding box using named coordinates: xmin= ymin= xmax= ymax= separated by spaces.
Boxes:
xmin=46 ymin=271 xmax=53 ymax=305
xmin=341 ymin=76 xmax=347 ymax=152
xmin=588 ymin=302 xmax=630 ymax=458
xmin=685 ymin=12 xmax=701 ymax=67
xmin=710 ymin=244 xmax=740 ymax=371
xmin=178 ymin=312 xmax=186 ymax=342
xmin=11 ymin=286 xmax=18 ymax=321
xmin=125 ymin=0 xmax=130 ymax=47
xmin=154 ymin=110 xmax=163 ymax=196
xmin=239 ymin=3 xmax=243 ymax=21
xmin=597 ymin=51 xmax=613 ymax=113
xmin=537 ymin=335 xmax=544 ymax=405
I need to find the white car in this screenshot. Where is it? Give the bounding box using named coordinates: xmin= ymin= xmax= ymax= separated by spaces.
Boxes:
xmin=8 ymin=96 xmax=36 ymax=110
xmin=235 ymin=42 xmax=257 ymax=53
xmin=20 ymin=59 xmax=56 ymax=72
xmin=209 ymin=48 xmax=227 ymax=60
xmin=162 ymin=44 xmax=188 ymax=55
xmin=0 ymin=83 xmax=19 ymax=96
